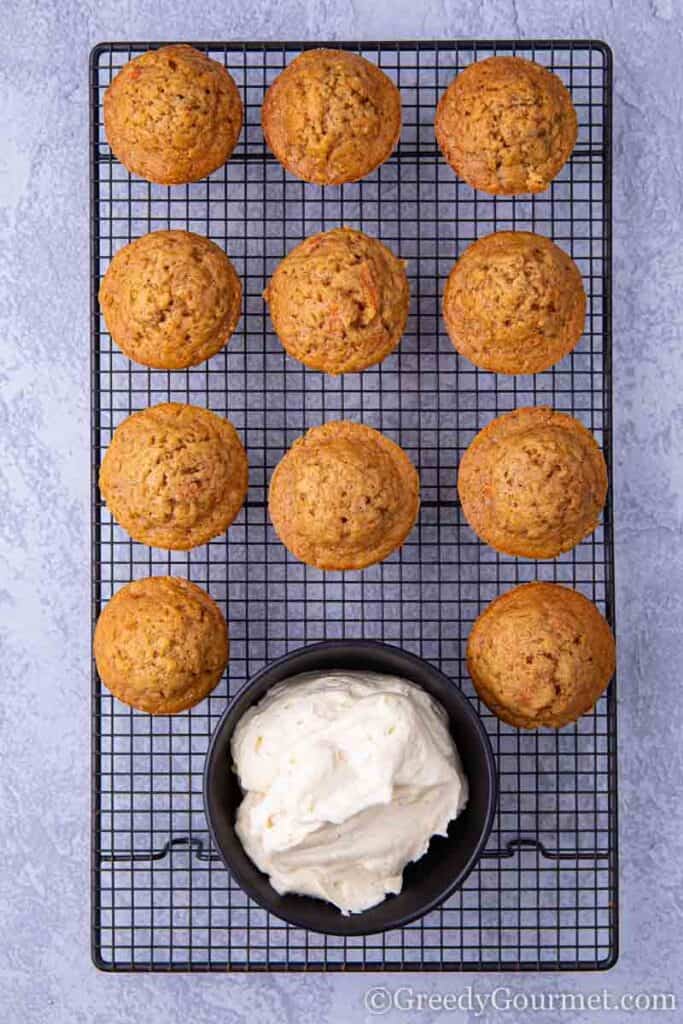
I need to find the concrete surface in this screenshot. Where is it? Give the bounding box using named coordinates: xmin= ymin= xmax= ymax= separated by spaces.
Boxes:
xmin=1 ymin=1 xmax=682 ymax=1021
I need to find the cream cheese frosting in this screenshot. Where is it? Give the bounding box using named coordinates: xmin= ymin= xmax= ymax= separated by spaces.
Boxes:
xmin=231 ymin=669 xmax=468 ymax=914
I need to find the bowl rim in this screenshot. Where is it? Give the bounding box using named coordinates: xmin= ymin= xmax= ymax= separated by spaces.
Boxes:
xmin=203 ymin=639 xmax=498 ymax=936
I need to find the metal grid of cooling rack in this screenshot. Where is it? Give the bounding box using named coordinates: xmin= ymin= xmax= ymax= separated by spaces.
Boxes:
xmin=90 ymin=39 xmax=616 ymax=972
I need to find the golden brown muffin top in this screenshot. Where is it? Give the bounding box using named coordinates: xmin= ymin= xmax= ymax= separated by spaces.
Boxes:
xmin=104 ymin=45 xmax=243 ymax=185
xmin=94 ymin=576 xmax=228 ymax=715
xmin=443 ymin=231 xmax=585 ymax=375
xmin=467 ymin=582 xmax=615 ymax=729
xmin=99 ymin=230 xmax=242 ymax=370
xmin=264 ymin=227 xmax=409 ymax=375
xmin=457 ymin=407 xmax=607 ymax=559
xmin=268 ymin=420 xmax=420 ymax=570
xmin=99 ymin=403 xmax=248 ymax=550
xmin=435 ymin=56 xmax=577 ymax=195
xmin=261 ymin=49 xmax=401 ymax=184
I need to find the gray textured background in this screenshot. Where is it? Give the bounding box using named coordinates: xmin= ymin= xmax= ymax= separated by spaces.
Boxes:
xmin=1 ymin=1 xmax=682 ymax=1022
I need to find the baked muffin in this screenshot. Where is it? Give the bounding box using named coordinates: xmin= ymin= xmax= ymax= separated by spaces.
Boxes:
xmin=467 ymin=582 xmax=616 ymax=729
xmin=104 ymin=44 xmax=243 ymax=184
xmin=435 ymin=56 xmax=577 ymax=195
xmin=100 ymin=403 xmax=248 ymax=550
xmin=268 ymin=420 xmax=419 ymax=570
xmin=94 ymin=576 xmax=228 ymax=714
xmin=264 ymin=228 xmax=409 ymax=375
xmin=262 ymin=49 xmax=401 ymax=184
xmin=443 ymin=231 xmax=585 ymax=375
xmin=458 ymin=407 xmax=607 ymax=559
xmin=99 ymin=230 xmax=242 ymax=370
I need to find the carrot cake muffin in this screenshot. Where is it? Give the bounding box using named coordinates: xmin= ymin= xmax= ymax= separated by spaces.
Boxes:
xmin=457 ymin=406 xmax=607 ymax=559
xmin=94 ymin=576 xmax=228 ymax=715
xmin=467 ymin=581 xmax=616 ymax=729
xmin=268 ymin=420 xmax=420 ymax=570
xmin=443 ymin=231 xmax=585 ymax=374
xmin=104 ymin=44 xmax=243 ymax=184
xmin=264 ymin=227 xmax=409 ymax=375
xmin=99 ymin=403 xmax=248 ymax=550
xmin=261 ymin=49 xmax=401 ymax=184
xmin=435 ymin=56 xmax=577 ymax=195
xmin=99 ymin=230 xmax=242 ymax=370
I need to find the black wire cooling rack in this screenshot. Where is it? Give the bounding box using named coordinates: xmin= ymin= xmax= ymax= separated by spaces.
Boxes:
xmin=90 ymin=39 xmax=616 ymax=972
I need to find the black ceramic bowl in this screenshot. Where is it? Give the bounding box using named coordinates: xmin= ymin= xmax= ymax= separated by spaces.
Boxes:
xmin=203 ymin=640 xmax=497 ymax=936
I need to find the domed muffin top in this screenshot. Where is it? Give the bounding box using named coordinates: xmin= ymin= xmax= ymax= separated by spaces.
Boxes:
xmin=268 ymin=420 xmax=420 ymax=570
xmin=458 ymin=406 xmax=607 ymax=559
xmin=264 ymin=227 xmax=409 ymax=375
xmin=435 ymin=56 xmax=577 ymax=195
xmin=262 ymin=49 xmax=401 ymax=184
xmin=443 ymin=231 xmax=585 ymax=375
xmin=467 ymin=582 xmax=615 ymax=729
xmin=99 ymin=230 xmax=242 ymax=369
xmin=99 ymin=403 xmax=248 ymax=550
xmin=94 ymin=576 xmax=229 ymax=715
xmin=104 ymin=44 xmax=243 ymax=184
